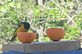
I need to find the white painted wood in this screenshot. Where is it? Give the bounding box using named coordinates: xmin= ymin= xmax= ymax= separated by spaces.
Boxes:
xmin=3 ymin=40 xmax=81 ymax=53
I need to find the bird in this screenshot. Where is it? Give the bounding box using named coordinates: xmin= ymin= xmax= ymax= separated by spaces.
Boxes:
xmin=9 ymin=22 xmax=30 ymax=43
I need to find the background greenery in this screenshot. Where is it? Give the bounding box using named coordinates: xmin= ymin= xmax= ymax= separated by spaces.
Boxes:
xmin=0 ymin=0 xmax=82 ymax=43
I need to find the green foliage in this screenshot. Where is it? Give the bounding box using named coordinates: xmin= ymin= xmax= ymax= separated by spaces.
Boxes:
xmin=74 ymin=13 xmax=82 ymax=30
xmin=64 ymin=25 xmax=80 ymax=40
xmin=0 ymin=0 xmax=82 ymax=43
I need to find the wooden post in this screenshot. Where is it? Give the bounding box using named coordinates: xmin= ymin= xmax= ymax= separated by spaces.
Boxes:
xmin=38 ymin=0 xmax=44 ymax=6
